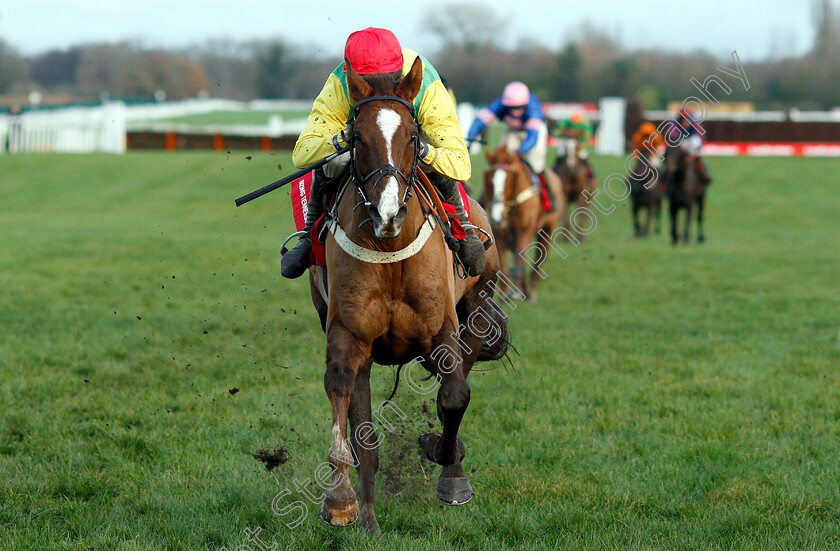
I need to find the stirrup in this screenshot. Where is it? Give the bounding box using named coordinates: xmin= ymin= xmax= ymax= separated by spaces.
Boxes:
xmin=463 ymin=224 xmax=494 ymax=250
xmin=280 ymin=231 xmax=308 ymax=256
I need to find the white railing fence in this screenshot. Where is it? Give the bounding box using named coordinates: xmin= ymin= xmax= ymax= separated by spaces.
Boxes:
xmin=2 ymin=98 xmax=839 ymax=155
xmin=0 ymin=99 xmax=314 ymax=154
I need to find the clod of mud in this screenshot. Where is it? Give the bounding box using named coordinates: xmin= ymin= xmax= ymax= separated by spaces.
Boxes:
xmin=251 ymin=445 xmax=289 ymax=471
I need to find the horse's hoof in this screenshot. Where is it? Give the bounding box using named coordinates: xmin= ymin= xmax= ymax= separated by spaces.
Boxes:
xmin=319 ymin=496 xmax=359 ymax=527
xmin=437 ymin=476 xmax=474 ymax=506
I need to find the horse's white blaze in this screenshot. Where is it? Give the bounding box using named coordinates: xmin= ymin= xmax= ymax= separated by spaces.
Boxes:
xmin=376 ymin=109 xmax=402 ymax=222
xmin=491 ymin=169 xmax=507 ymax=223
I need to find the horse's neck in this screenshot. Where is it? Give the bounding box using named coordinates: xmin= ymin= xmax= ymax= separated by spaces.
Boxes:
xmin=509 ymin=165 xmax=529 ymax=194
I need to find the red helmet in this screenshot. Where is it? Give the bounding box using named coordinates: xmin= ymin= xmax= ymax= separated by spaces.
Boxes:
xmin=344 ymin=28 xmax=404 ymax=75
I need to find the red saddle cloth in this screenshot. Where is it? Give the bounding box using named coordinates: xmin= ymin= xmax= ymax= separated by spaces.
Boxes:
xmin=537 ymin=174 xmax=552 ymax=212
xmin=289 ymin=170 xmax=326 ymax=266
xmin=290 ymin=172 xmax=472 ymax=265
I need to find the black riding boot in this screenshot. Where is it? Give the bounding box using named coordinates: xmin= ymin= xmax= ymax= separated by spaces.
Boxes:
xmin=280 ymin=169 xmax=326 ymax=279
xmin=428 ymin=172 xmax=486 ymax=277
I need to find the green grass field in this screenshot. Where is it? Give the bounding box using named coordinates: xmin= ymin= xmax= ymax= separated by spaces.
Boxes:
xmin=1 ymin=150 xmax=838 ymax=550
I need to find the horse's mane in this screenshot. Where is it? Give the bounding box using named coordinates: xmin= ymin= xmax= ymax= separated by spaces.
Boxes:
xmin=359 ymin=71 xmax=402 ymax=94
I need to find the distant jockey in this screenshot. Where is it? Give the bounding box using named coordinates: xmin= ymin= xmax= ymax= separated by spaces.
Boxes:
xmin=631 ymin=121 xmax=666 ymax=176
xmin=552 ymin=113 xmax=596 ymax=186
xmin=668 ymin=109 xmax=712 ymax=185
xmin=631 ymin=121 xmax=664 ymax=157
xmin=465 ymin=81 xmax=557 ymax=212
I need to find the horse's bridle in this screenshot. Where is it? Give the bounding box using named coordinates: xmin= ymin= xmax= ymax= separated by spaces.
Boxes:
xmin=347 ymin=95 xmax=421 ymax=209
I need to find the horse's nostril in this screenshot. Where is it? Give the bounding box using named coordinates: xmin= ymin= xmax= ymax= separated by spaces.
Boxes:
xmin=367 ymin=205 xmax=382 ymax=223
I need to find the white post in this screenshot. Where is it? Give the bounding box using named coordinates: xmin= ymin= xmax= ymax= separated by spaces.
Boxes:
xmin=100 ymin=101 xmax=127 ymax=154
xmin=268 ymin=115 xmax=283 ymax=137
xmin=0 ymin=117 xmax=7 ymax=154
xmin=595 ymin=97 xmax=626 ymax=156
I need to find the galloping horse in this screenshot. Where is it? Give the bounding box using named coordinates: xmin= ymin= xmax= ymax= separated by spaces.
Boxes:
xmin=482 ymin=145 xmax=564 ymax=301
xmin=664 ymin=145 xmax=707 ymax=245
xmin=307 ymin=58 xmax=508 ymax=533
xmin=552 ymin=137 xmax=595 ymax=241
xmin=629 ymin=148 xmax=663 ymax=237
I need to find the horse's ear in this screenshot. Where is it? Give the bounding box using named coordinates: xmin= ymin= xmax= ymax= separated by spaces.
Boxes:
xmin=396 ymin=56 xmax=423 ymax=102
xmin=346 ymin=58 xmax=373 ymax=102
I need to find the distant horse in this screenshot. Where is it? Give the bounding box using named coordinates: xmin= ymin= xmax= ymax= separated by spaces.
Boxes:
xmin=552 ymin=137 xmax=595 ymax=241
xmin=482 ymin=145 xmax=565 ymax=301
xmin=307 ymin=58 xmax=508 ymax=533
xmin=664 ymin=145 xmax=707 ymax=245
xmin=628 ymin=148 xmax=663 ymax=237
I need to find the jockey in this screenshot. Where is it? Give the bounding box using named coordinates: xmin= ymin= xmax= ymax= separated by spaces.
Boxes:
xmin=282 ymin=27 xmax=485 ymax=279
xmin=669 ymin=109 xmax=712 ymax=185
xmin=631 ymin=121 xmax=666 ymax=169
xmin=465 ymin=81 xmax=557 ymax=212
xmin=631 ymin=121 xmax=664 ymax=156
xmin=552 ymin=113 xmax=596 ymax=184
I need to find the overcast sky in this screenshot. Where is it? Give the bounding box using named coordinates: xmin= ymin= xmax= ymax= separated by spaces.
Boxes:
xmin=0 ymin=1 xmax=820 ymax=61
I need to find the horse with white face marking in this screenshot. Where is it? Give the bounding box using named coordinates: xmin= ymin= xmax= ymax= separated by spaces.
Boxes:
xmin=307 ymin=57 xmax=509 ymax=533
xmin=482 ymin=145 xmax=564 ymax=302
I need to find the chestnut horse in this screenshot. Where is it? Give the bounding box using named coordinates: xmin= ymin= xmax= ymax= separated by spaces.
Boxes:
xmin=629 ymin=148 xmax=663 ymax=237
xmin=482 ymin=145 xmax=564 ymax=301
xmin=664 ymin=145 xmax=707 ymax=245
xmin=552 ymin=137 xmax=596 ymax=242
xmin=307 ymin=58 xmax=507 ymax=533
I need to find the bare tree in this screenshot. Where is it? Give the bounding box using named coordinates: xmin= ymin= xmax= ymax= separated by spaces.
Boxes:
xmin=422 ymin=3 xmax=505 ymax=53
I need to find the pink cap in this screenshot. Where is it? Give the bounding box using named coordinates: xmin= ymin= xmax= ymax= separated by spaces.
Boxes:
xmin=502 ymin=81 xmax=530 ymax=107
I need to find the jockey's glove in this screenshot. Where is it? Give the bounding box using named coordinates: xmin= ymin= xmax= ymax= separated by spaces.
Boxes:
xmin=331 ymin=123 xmax=354 ymax=151
xmin=418 ymin=142 xmax=438 ymax=166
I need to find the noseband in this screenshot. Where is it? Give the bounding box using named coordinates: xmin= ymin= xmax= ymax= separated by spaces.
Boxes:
xmin=348 ymin=96 xmax=421 ymax=208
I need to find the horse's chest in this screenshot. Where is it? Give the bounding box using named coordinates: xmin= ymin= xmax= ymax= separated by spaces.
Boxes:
xmin=334 ymin=287 xmax=447 ymax=355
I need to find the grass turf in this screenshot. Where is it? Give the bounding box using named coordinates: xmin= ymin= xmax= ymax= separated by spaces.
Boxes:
xmin=0 ymin=150 xmax=838 ymax=550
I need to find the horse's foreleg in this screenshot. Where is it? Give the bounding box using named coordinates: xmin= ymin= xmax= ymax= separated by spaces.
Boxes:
xmin=320 ymin=321 xmax=368 ymax=527
xmin=348 ymin=361 xmax=379 ymax=533
xmin=419 ymin=320 xmax=473 ymax=505
xmin=528 ymin=226 xmax=549 ymax=301
xmin=655 ymin=199 xmax=662 ymax=235
xmin=496 ymin=228 xmax=510 ymax=282
xmin=510 ymin=229 xmax=528 ymax=298
xmin=697 ymin=194 xmax=705 ymax=243
xmin=683 ymin=205 xmax=692 ymax=244
xmin=632 ymin=202 xmax=641 ymax=237
xmin=670 ymin=203 xmax=679 ymax=246
xmin=513 ymin=229 xmax=533 ymax=300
